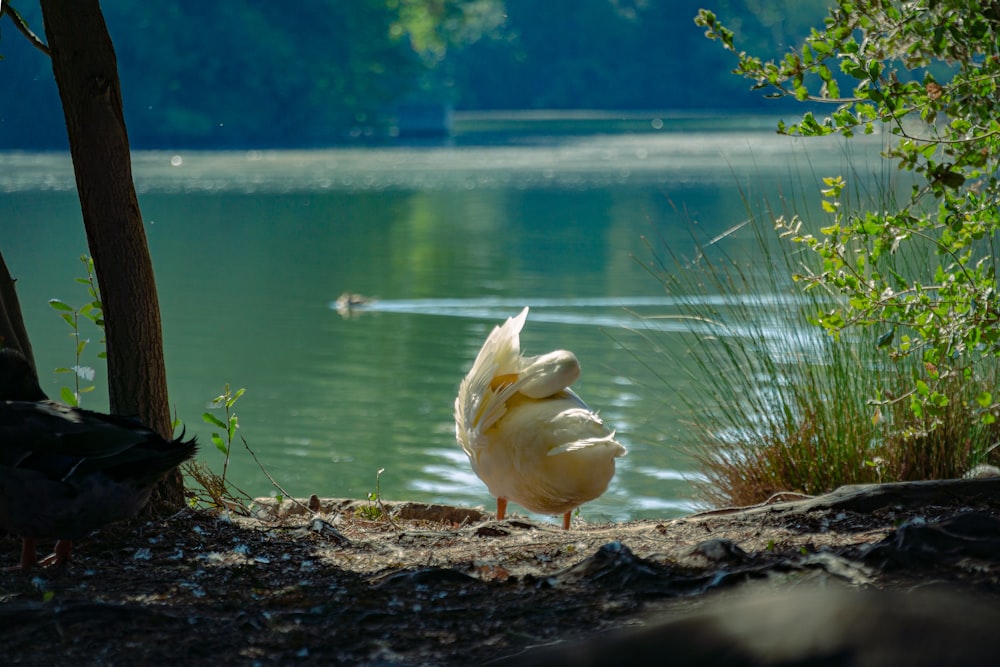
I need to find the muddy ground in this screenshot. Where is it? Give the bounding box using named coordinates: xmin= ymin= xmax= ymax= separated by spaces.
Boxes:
xmin=3 ymin=478 xmax=1000 ymax=666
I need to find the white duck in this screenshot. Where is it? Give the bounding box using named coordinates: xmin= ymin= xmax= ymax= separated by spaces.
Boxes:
xmin=455 ymin=307 xmax=626 ymax=529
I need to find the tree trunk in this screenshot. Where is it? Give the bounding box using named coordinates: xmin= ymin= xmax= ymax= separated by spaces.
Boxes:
xmin=39 ymin=0 xmax=184 ymax=509
xmin=0 ymin=249 xmax=37 ymax=372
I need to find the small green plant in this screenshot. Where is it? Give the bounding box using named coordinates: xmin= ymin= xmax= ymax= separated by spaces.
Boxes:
xmin=186 ymin=384 xmax=254 ymax=513
xmin=202 ymin=383 xmax=246 ymax=487
xmin=357 ymin=467 xmax=387 ymax=520
xmin=48 ymin=254 xmax=104 ymax=406
xmin=186 ymin=384 xmax=307 ymax=515
xmin=356 ymin=468 xmax=399 ymax=529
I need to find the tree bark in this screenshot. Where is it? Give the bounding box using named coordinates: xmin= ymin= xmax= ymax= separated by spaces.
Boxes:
xmin=39 ymin=0 xmax=184 ymax=508
xmin=0 ymin=249 xmax=37 ymax=373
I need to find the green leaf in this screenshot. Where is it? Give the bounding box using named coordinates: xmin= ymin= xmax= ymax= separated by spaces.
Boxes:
xmin=202 ymin=412 xmax=228 ymax=429
xmin=59 ymin=387 xmax=78 ymax=407
xmin=227 ymin=387 xmax=246 ymax=408
xmin=211 ymin=433 xmax=228 ymax=455
xmin=860 ymin=220 xmax=882 ymax=235
xmin=48 ymin=299 xmax=74 ymax=312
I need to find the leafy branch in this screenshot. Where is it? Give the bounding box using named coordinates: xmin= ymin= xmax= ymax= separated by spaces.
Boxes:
xmin=697 ymin=1 xmax=1000 ymax=425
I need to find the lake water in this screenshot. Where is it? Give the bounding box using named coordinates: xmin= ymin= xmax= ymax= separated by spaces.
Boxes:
xmin=0 ymin=118 xmax=886 ymax=523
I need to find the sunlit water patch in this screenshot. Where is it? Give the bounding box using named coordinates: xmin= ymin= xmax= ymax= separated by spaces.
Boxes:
xmin=0 ymin=129 xmax=883 ymax=194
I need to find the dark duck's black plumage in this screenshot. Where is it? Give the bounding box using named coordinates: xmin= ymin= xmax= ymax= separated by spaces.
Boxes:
xmin=0 ymin=348 xmax=197 ymax=569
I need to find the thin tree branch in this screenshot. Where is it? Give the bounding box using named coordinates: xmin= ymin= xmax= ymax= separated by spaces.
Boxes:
xmin=1 ymin=3 xmax=51 ymax=56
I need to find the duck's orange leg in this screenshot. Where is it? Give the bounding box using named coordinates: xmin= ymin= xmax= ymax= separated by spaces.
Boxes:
xmin=53 ymin=539 xmax=72 ymax=566
xmin=497 ymin=497 xmax=508 ymax=521
xmin=36 ymin=539 xmax=72 ymax=568
xmin=562 ymin=511 xmax=572 ymax=530
xmin=16 ymin=537 xmax=38 ymax=570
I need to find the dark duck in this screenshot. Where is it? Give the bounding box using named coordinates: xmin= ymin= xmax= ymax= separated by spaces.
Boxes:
xmin=0 ymin=348 xmax=197 ymax=569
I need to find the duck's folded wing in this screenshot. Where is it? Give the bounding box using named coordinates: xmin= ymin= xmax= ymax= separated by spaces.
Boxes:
xmin=548 ymin=433 xmax=625 ymax=456
xmin=537 ymin=398 xmax=627 ymax=459
xmin=0 ymin=401 xmax=153 ymax=459
xmin=455 ymin=308 xmax=530 ymax=453
xmin=0 ymin=401 xmax=196 ymax=482
xmin=461 ymin=347 xmax=582 ymax=438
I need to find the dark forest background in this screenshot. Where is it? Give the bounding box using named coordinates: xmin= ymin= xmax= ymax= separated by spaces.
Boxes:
xmin=0 ymin=0 xmax=830 ymax=148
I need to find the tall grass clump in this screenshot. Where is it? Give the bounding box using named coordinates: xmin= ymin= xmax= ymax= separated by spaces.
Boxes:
xmin=645 ymin=193 xmax=1000 ymax=508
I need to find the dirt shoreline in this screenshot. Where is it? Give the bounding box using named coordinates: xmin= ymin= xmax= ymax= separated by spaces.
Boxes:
xmin=3 ymin=478 xmax=1000 ymax=665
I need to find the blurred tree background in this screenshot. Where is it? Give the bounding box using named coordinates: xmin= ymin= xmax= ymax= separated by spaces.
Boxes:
xmin=0 ymin=0 xmax=831 ymax=148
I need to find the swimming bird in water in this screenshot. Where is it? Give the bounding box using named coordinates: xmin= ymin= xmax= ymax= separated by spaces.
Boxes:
xmin=0 ymin=348 xmax=197 ymax=569
xmin=455 ymin=307 xmax=626 ymax=529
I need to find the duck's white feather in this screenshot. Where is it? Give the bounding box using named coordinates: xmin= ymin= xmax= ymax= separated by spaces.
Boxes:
xmin=454 ymin=307 xmax=626 ymax=519
xmin=455 ymin=307 xmax=533 ymax=449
